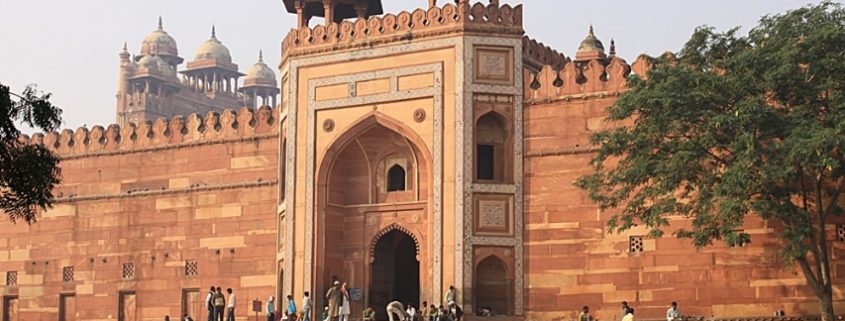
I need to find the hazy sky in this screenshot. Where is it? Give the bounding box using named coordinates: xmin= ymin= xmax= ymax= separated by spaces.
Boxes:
xmin=0 ymin=0 xmax=825 ymax=132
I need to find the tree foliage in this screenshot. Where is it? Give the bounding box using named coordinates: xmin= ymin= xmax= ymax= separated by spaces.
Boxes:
xmin=0 ymin=83 xmax=63 ymax=224
xmin=576 ymin=2 xmax=844 ymax=318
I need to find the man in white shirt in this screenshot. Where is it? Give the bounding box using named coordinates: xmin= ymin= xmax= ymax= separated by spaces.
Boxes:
xmin=666 ymin=302 xmax=680 ymax=321
xmin=386 ymin=301 xmax=405 ymax=321
xmin=226 ymin=288 xmax=236 ymax=321
xmin=444 ymin=286 xmax=456 ymax=306
xmin=206 ymin=287 xmax=215 ymax=321
xmin=302 ymin=291 xmax=313 ymax=321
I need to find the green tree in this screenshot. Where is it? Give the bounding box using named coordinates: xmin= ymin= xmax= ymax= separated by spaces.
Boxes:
xmin=0 ymin=83 xmax=62 ymax=224
xmin=576 ymin=2 xmax=844 ymax=319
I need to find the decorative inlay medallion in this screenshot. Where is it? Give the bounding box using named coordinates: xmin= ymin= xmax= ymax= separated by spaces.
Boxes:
xmin=413 ymin=108 xmax=427 ymax=122
xmin=322 ymin=119 xmax=335 ymax=132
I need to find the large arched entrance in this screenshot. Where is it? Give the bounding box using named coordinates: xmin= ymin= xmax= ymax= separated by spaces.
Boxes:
xmin=369 ymin=229 xmax=420 ymax=320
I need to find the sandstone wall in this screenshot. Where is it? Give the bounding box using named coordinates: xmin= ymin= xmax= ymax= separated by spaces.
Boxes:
xmin=0 ymin=107 xmax=279 ymax=321
xmin=522 ymin=95 xmax=845 ymax=321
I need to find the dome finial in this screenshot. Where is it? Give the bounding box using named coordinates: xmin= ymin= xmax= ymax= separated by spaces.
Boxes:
xmin=609 ymin=38 xmax=616 ymax=56
xmin=588 ymin=24 xmax=594 ymax=37
xmin=211 ymin=24 xmax=216 ymax=39
xmin=122 ymin=41 xmax=128 ymax=51
xmin=158 ymin=16 xmax=163 ymax=30
xmin=259 ymin=50 xmax=264 ymax=62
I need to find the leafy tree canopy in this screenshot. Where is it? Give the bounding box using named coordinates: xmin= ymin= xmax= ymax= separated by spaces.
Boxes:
xmin=576 ymin=1 xmax=844 ymax=318
xmin=0 ymin=83 xmax=63 ymax=224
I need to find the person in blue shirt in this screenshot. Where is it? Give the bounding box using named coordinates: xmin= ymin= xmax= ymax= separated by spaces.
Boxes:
xmin=267 ymin=296 xmax=276 ymax=321
xmin=286 ymin=294 xmax=298 ymax=321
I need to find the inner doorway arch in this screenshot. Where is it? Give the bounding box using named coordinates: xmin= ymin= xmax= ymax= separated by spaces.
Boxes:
xmin=369 ymin=228 xmax=420 ymax=320
xmin=474 ymin=255 xmax=512 ymax=316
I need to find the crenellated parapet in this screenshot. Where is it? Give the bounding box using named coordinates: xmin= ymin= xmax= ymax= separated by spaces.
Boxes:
xmin=282 ymin=1 xmax=523 ymax=59
xmin=523 ymin=54 xmax=655 ymax=102
xmin=20 ymin=106 xmax=279 ymax=158
xmin=522 ymin=36 xmax=569 ymax=72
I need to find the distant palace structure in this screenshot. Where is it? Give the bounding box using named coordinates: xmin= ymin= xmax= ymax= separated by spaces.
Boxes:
xmin=1 ymin=1 xmax=844 ymax=320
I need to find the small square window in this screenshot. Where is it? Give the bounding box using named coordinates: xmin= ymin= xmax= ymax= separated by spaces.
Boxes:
xmin=837 ymin=224 xmax=845 ymax=242
xmin=6 ymin=271 xmax=17 ymax=286
xmin=629 ymin=236 xmax=644 ymax=253
xmin=185 ymin=260 xmax=198 ymax=276
xmin=62 ymin=266 xmax=74 ymax=282
xmin=729 ymin=231 xmax=751 ymax=248
xmin=122 ymin=263 xmax=135 ymax=280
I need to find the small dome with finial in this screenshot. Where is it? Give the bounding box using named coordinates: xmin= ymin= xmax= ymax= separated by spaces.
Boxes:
xmin=194 ymin=25 xmax=232 ymax=63
xmin=244 ymin=51 xmax=276 ymax=83
xmin=577 ymin=25 xmax=605 ymax=54
xmin=140 ymin=17 xmax=179 ymax=58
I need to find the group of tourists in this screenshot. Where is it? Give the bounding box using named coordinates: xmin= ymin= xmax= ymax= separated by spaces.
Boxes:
xmin=170 ymin=283 xmax=467 ymax=321
xmin=162 ymin=287 xmax=236 ymax=321
xmin=390 ymin=300 xmax=463 ymax=321
xmin=206 ymin=287 xmax=237 ymax=321
xmin=380 ymin=285 xmax=463 ymax=321
xmin=578 ymin=301 xmax=681 ymax=321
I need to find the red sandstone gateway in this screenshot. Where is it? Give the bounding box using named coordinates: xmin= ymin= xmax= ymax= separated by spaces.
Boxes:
xmin=1 ymin=1 xmax=840 ymax=321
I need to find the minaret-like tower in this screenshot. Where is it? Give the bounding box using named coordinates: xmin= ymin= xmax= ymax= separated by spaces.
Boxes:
xmin=115 ymin=42 xmax=133 ymax=123
xmin=240 ymin=51 xmax=279 ymax=108
xmin=116 ymin=17 xmax=183 ymax=124
xmin=180 ymin=26 xmax=244 ymax=99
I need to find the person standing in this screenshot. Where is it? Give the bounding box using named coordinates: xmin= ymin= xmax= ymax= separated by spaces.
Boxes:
xmin=666 ymin=302 xmax=680 ymax=321
xmin=579 ymin=306 xmax=591 ymax=321
xmin=386 ymin=301 xmax=405 ymax=321
xmin=213 ymin=287 xmax=226 ymax=321
xmin=226 ymin=288 xmax=236 ymax=321
xmin=621 ymin=302 xmax=633 ymax=318
xmin=420 ymin=302 xmax=428 ymax=321
xmin=622 ymin=308 xmax=635 ymax=321
xmin=444 ymin=286 xmax=456 ymax=306
xmin=339 ymin=283 xmax=351 ymax=321
xmin=267 ymin=296 xmax=276 ymax=321
xmin=302 ymin=291 xmax=313 ymax=321
xmin=286 ymin=294 xmax=298 ymax=321
xmin=325 ymin=281 xmax=342 ymax=321
xmin=206 ymin=287 xmax=216 ymax=321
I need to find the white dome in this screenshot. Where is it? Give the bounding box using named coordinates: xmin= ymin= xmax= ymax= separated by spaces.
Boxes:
xmin=194 ymin=27 xmax=231 ymax=62
xmin=244 ymin=52 xmax=276 ymax=82
xmin=140 ymin=18 xmax=178 ymax=57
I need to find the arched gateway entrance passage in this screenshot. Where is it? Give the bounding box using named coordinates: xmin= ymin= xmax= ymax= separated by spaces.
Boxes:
xmin=369 ymin=229 xmax=420 ymax=320
xmin=314 ymin=112 xmax=432 ymax=319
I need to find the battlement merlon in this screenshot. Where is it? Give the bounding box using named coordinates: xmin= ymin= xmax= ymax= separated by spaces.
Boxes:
xmin=18 ymin=106 xmax=280 ymax=159
xmin=281 ymin=1 xmax=524 ymax=61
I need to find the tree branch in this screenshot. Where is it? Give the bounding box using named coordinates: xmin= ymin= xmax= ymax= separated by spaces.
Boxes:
xmin=796 ymin=256 xmax=823 ymax=296
xmin=814 ymin=172 xmax=830 ymax=288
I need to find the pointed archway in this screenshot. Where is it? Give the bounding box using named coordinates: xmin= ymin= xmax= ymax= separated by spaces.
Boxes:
xmin=474 ymin=255 xmax=512 ymax=316
xmin=369 ymin=227 xmax=420 ymax=320
xmin=313 ymin=112 xmax=432 ymax=319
